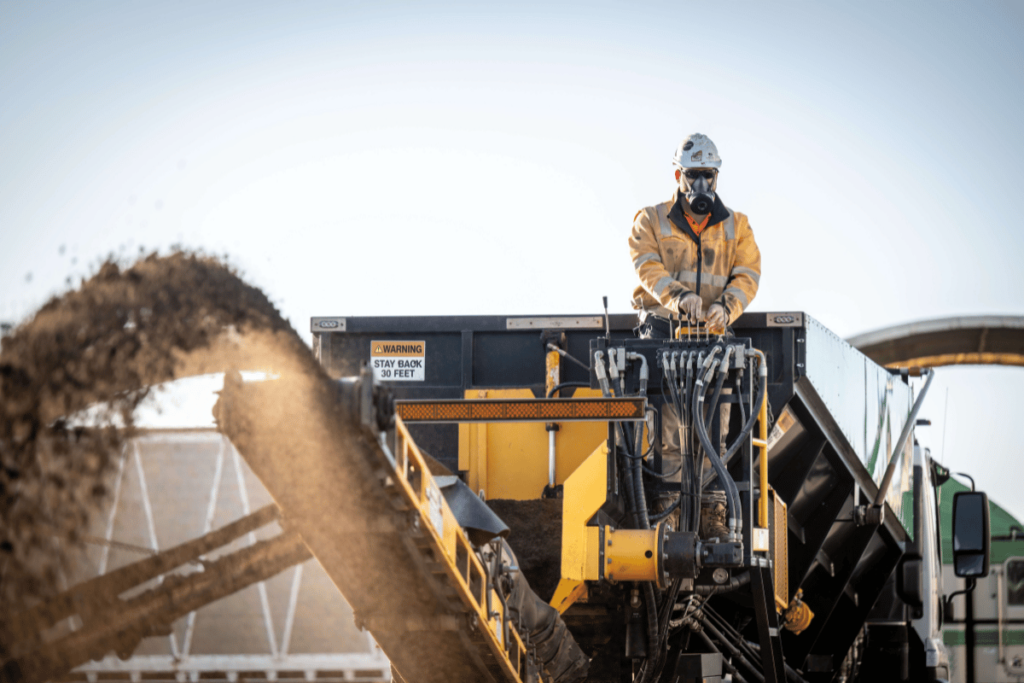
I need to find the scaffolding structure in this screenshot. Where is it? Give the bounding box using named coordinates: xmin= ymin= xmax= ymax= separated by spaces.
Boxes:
xmin=61 ymin=429 xmax=390 ymax=683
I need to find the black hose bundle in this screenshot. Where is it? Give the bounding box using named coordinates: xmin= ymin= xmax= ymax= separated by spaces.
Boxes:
xmin=594 ymin=351 xmax=660 ymax=659
xmin=596 ymin=343 xmax=767 ymax=679
xmin=660 ymin=350 xmax=700 ymax=535
xmin=692 ymin=357 xmax=742 ymax=538
xmin=721 ymin=365 xmax=766 ymax=468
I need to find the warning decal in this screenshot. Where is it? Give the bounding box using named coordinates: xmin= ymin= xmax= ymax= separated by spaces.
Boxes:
xmin=370 ymin=340 xmax=425 ymax=381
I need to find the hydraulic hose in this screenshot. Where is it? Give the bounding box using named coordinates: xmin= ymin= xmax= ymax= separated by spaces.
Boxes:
xmin=695 ymin=630 xmax=752 ymax=683
xmin=694 ymin=570 xmax=750 ymax=596
xmin=684 ymin=351 xmax=698 ymax=533
xmin=546 ymin=381 xmax=590 ymax=398
xmin=671 ymin=352 xmax=691 ymax=533
xmin=632 ymin=416 xmax=645 ymax=463
xmin=633 ymin=452 xmax=651 ymax=529
xmin=693 ymin=360 xmax=742 ymax=539
xmin=607 ymin=350 xmax=625 ymax=398
xmin=642 ymin=582 xmax=659 ymax=671
xmin=662 ymin=352 xmax=682 ymax=422
xmin=740 ymin=640 xmax=809 ymax=683
xmin=680 ymin=451 xmax=694 ymax=533
xmin=700 ymin=618 xmax=765 ymax=683
xmin=704 ymin=348 xmax=768 ymax=484
xmin=670 ymin=351 xmax=681 ymax=408
xmin=657 ymin=579 xmax=684 ymax=649
xmin=692 ymin=405 xmax=741 ymax=540
xmin=704 ymin=347 xmax=732 ymax=425
xmin=619 ymin=448 xmax=641 ymax=528
xmin=595 ymin=352 xmax=633 ymax=457
xmin=626 ymin=352 xmax=649 ymax=397
xmin=640 ymin=406 xmax=659 ymax=459
xmin=599 ymin=352 xmax=650 ymax=532
xmin=598 ymin=349 xmax=665 ymax=669
xmin=695 ymin=356 xmax=723 ymax=532
xmin=703 ymin=603 xmax=762 ymax=670
xmin=684 ymin=351 xmax=695 ymax=420
xmin=606 ymin=350 xmax=643 ymax=465
xmin=593 ymin=351 xmax=612 ymax=396
xmin=637 ymin=577 xmax=686 ymax=683
xmin=734 ymin=373 xmax=747 ymax=424
xmin=601 ymin=353 xmax=648 ymax=531
xmin=725 ymin=349 xmax=768 ymax=466
xmin=597 ymin=351 xmax=643 ymax=530
xmin=648 ymin=496 xmax=680 ymax=521
xmin=695 ymin=350 xmax=722 ymax=433
xmin=642 ymin=461 xmax=682 ymax=479
xmin=627 ymin=353 xmax=649 ymax=461
xmin=705 ymin=601 xmax=807 ymax=683
xmin=700 ymin=346 xmax=720 ymax=375
xmin=702 ymin=603 xmax=764 ymax=680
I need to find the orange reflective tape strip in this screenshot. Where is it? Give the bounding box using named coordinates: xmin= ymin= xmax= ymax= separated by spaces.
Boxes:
xmin=395 ymin=398 xmax=645 ymax=423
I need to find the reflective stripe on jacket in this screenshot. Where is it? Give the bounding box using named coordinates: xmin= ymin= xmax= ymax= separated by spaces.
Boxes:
xmin=629 ymin=191 xmax=761 ymax=324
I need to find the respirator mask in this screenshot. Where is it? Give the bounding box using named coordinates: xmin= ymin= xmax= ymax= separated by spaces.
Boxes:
xmin=680 ymin=168 xmax=718 ymax=215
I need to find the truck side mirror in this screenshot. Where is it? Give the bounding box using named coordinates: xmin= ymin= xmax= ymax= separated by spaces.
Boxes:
xmin=952 ymin=491 xmax=990 ymax=578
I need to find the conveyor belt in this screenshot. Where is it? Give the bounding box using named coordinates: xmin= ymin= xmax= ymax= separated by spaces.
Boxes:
xmin=216 ymin=370 xmax=528 ymax=683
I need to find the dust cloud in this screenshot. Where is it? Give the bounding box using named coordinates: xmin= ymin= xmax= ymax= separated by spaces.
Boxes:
xmin=0 ymin=252 xmax=313 ymax=616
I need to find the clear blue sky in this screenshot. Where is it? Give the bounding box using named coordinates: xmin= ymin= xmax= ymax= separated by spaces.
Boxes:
xmin=2 ymin=1 xmax=1023 ymax=518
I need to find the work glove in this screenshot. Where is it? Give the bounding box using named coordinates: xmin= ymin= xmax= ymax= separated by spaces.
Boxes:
xmin=677 ymin=292 xmax=702 ymax=324
xmin=705 ymin=304 xmax=727 ymax=332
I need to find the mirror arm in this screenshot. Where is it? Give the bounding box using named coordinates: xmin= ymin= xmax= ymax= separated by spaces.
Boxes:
xmin=945 ymin=576 xmax=977 ymax=608
xmin=956 ymin=472 xmax=976 ymax=492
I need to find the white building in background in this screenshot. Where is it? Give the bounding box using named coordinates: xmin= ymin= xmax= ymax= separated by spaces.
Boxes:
xmin=63 ymin=377 xmax=390 ymax=683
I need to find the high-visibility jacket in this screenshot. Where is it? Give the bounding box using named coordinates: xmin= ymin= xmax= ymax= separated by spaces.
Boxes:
xmin=629 ymin=191 xmax=761 ymax=324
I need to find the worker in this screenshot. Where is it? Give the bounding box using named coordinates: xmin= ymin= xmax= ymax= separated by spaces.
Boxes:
xmin=628 ymin=134 xmax=761 ymax=532
xmin=629 ymin=133 xmax=760 ymax=338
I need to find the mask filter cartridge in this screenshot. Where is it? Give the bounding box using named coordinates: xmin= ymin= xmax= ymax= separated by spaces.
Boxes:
xmin=686 ymin=175 xmax=715 ymax=215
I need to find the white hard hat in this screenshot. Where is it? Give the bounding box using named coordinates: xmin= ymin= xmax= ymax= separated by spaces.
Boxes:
xmin=672 ymin=133 xmax=722 ymax=169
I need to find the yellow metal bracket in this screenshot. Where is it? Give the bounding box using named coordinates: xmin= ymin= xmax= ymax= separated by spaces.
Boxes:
xmin=560 ymin=442 xmax=608 ymax=584
xmin=551 ymin=441 xmax=664 ymax=612
xmin=550 ymin=579 xmax=588 ymax=615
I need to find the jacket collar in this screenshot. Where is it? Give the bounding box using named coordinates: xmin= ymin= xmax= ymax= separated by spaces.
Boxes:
xmin=668 ymin=189 xmax=731 ymax=243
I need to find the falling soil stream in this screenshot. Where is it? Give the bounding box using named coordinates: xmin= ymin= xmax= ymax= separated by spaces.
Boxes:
xmin=0 ymin=252 xmax=317 ymax=638
xmin=0 ymin=252 xmax=583 ymax=683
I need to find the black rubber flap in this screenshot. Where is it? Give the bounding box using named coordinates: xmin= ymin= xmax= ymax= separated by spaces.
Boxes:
xmin=434 ymin=475 xmax=510 ymax=546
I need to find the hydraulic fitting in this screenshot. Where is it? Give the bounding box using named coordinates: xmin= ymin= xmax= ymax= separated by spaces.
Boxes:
xmin=701 ymin=542 xmax=743 ymax=567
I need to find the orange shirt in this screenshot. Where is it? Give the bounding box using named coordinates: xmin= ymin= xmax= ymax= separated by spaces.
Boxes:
xmin=684 ymin=211 xmax=711 ymax=235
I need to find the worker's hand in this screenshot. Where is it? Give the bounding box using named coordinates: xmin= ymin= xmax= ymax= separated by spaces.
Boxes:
xmin=677 ymin=292 xmax=702 ymax=324
xmin=705 ymin=304 xmax=727 ymax=332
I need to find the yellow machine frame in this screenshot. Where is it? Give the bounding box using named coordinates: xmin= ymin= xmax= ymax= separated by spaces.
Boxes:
xmin=454 ymin=348 xmax=796 ymax=624
xmin=458 ymin=388 xmax=608 ymax=500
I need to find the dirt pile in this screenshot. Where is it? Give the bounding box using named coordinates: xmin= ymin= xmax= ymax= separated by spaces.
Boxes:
xmin=487 ymin=498 xmax=562 ymax=602
xmin=0 ymin=252 xmax=311 ymax=613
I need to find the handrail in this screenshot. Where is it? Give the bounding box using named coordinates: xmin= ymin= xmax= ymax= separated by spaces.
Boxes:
xmin=757 ymin=387 xmax=769 ymax=529
xmin=873 ymin=369 xmax=935 ymax=508
xmin=392 ymin=416 xmax=528 ymax=682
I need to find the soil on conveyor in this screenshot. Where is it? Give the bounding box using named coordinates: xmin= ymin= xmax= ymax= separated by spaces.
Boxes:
xmin=0 ymin=252 xmax=312 ymax=616
xmin=487 ymin=498 xmax=562 ymax=602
